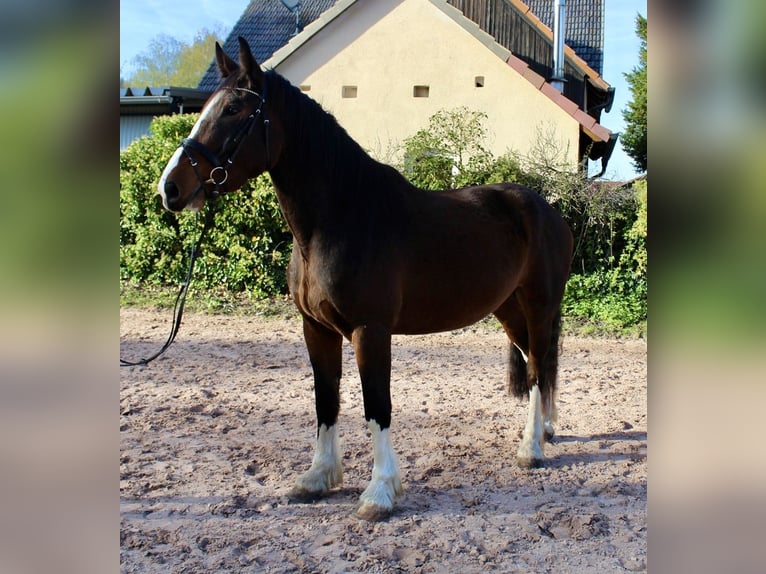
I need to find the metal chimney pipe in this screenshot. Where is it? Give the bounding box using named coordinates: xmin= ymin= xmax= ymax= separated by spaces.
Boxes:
xmin=280 ymin=0 xmax=302 ymax=36
xmin=551 ymin=0 xmax=567 ymax=92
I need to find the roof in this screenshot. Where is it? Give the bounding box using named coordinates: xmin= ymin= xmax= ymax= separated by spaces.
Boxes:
xmin=119 ymin=86 xmax=211 ymax=114
xmin=266 ymin=0 xmax=514 ymax=69
xmin=198 ymin=0 xmax=336 ymax=91
xmin=265 ymin=0 xmax=611 ymax=144
xmin=505 ymin=54 xmax=610 ymax=142
xmin=524 ymin=0 xmax=604 ymax=75
xmin=119 ymin=87 xmax=212 ymax=150
xmin=200 ymin=1 xmax=610 ymax=92
xmin=444 ymin=0 xmax=608 ymax=90
xmin=502 ymin=0 xmax=609 ymax=91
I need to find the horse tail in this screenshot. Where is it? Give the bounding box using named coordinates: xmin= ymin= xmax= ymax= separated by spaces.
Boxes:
xmin=506 ymin=309 xmax=562 ymax=401
xmin=542 ymin=309 xmax=562 ymax=398
xmin=506 ymin=343 xmax=528 ymax=400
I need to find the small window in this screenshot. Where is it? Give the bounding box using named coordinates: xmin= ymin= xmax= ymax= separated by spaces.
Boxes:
xmin=342 ymin=85 xmax=358 ymax=98
xmin=413 ymin=85 xmax=430 ymax=98
xmin=299 ymin=85 xmax=311 ymax=92
xmin=475 ymin=76 xmax=485 ymax=88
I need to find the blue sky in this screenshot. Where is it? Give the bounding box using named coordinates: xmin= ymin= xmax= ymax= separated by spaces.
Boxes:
xmin=120 ymin=0 xmax=646 ymax=181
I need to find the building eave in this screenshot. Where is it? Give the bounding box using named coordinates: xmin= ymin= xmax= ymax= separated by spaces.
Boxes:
xmin=119 ymin=87 xmax=212 ymax=109
xmin=506 ymin=53 xmax=611 ymax=143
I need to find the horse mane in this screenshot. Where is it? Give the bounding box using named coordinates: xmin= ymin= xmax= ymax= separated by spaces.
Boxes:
xmin=263 ymin=69 xmax=412 ymax=198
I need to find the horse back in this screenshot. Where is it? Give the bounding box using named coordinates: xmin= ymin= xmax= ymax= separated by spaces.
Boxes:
xmin=286 ymin=181 xmax=571 ymax=336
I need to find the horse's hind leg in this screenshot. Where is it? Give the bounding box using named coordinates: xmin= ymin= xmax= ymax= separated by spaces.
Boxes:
xmin=540 ymin=311 xmax=562 ymax=441
xmin=517 ymin=308 xmax=563 ymax=466
xmin=507 ymin=342 xmax=557 ymax=442
xmin=288 ymin=317 xmax=344 ymax=502
xmin=494 ymin=296 xmax=560 ymax=468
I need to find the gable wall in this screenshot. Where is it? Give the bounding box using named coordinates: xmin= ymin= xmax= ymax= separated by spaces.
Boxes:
xmin=271 ymin=0 xmax=579 ymax=164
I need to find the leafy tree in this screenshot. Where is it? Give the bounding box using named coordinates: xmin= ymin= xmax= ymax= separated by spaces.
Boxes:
xmin=126 ymin=34 xmax=184 ymax=86
xmin=400 ymin=107 xmax=494 ymax=189
xmin=562 ymin=179 xmax=647 ymax=332
xmin=171 ymin=29 xmax=225 ymax=87
xmin=124 ymin=27 xmax=224 ymax=87
xmin=621 ymin=14 xmax=647 ymax=173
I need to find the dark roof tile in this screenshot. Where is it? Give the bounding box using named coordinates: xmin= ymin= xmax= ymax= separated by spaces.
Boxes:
xmin=198 ymin=0 xmax=336 ymax=91
xmin=525 ymin=0 xmax=604 ymax=74
xmin=200 ymin=0 xmax=604 ymax=91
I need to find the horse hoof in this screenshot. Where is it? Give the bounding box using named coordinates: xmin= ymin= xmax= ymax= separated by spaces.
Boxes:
xmin=544 ymin=429 xmax=555 ymax=442
xmin=286 ymin=486 xmax=326 ymax=503
xmin=355 ymin=502 xmax=393 ymax=522
xmin=516 ymin=456 xmax=543 ymax=469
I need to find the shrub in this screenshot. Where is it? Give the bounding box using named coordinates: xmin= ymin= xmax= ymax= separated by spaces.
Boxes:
xmin=399 ymin=107 xmax=494 ymax=189
xmin=398 ymin=108 xmax=647 ymax=332
xmin=562 ymin=179 xmax=647 ymax=332
xmin=120 ymin=114 xmax=291 ymax=297
xmin=121 ymin=108 xmax=647 ymax=334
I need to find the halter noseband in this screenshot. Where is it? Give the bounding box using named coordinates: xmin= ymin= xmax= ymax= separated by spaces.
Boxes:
xmin=180 ymin=86 xmax=270 ymax=200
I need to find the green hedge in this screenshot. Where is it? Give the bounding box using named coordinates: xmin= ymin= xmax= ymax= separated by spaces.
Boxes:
xmin=120 ymin=110 xmax=646 ymax=332
xmin=120 ymin=114 xmax=291 ymax=297
xmin=561 ymin=180 xmax=647 ymax=332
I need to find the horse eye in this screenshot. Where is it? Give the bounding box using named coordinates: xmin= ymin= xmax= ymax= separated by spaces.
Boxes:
xmin=225 ymin=104 xmax=240 ymax=115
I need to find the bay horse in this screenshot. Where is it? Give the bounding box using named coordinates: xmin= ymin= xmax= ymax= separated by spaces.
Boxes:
xmin=158 ymin=38 xmax=573 ymax=521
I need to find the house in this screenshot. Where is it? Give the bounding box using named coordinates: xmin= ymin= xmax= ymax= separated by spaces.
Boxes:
xmin=203 ymin=0 xmax=613 ymax=117
xmin=122 ymin=0 xmax=616 ymax=173
xmin=203 ymin=0 xmax=616 ymax=173
xmin=451 ymin=0 xmax=614 ymax=118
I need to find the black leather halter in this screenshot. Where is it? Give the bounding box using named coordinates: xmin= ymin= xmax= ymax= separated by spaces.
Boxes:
xmin=180 ymin=86 xmax=269 ymax=199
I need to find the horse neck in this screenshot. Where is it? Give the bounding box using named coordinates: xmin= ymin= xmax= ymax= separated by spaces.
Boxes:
xmin=266 ymin=77 xmax=381 ymax=251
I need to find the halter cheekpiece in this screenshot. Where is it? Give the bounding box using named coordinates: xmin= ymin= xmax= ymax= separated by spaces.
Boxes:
xmin=180 ymin=86 xmax=270 ymax=200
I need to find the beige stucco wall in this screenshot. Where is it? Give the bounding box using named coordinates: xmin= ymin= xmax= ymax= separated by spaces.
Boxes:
xmin=269 ymin=0 xmax=579 ymax=164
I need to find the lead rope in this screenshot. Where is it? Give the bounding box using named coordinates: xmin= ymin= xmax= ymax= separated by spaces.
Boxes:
xmin=120 ymin=199 xmax=217 ymax=367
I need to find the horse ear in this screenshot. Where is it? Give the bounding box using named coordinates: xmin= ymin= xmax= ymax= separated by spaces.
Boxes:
xmin=237 ymin=36 xmax=264 ymax=87
xmin=215 ymin=42 xmax=238 ymax=78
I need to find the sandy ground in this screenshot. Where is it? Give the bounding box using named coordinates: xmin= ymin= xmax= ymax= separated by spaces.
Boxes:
xmin=120 ymin=307 xmax=646 ymax=573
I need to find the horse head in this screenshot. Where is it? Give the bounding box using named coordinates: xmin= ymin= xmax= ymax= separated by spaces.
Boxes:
xmin=158 ymin=37 xmax=277 ymax=212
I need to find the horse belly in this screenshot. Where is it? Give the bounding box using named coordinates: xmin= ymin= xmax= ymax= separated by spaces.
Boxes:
xmin=393 ymin=258 xmax=519 ymax=334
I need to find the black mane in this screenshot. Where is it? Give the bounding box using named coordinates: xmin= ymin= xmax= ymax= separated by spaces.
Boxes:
xmin=263 ymin=70 xmax=410 ymax=197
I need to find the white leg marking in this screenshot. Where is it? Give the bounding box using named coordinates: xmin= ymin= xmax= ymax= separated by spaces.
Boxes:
xmin=293 ymin=424 xmax=343 ymax=495
xmin=514 ymin=343 xmax=529 ymax=363
xmin=517 ymin=384 xmax=545 ymax=467
xmin=543 ymin=391 xmax=558 ymax=439
xmin=357 ymin=420 xmax=402 ymax=520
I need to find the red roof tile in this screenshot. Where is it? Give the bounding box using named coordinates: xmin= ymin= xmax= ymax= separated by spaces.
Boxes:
xmin=505 ymin=54 xmax=611 ymax=143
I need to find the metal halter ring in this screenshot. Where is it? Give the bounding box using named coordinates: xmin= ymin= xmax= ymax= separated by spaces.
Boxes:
xmin=209 ymin=166 xmax=228 ymax=185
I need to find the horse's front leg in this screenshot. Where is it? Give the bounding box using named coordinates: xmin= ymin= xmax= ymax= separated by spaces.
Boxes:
xmin=288 ymin=317 xmax=343 ymax=501
xmin=352 ymin=324 xmax=402 ymax=521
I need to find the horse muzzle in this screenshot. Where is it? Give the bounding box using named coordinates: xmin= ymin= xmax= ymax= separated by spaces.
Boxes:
xmin=161 ymin=179 xmax=206 ymax=212
xmin=162 ymin=180 xmax=181 ymax=208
